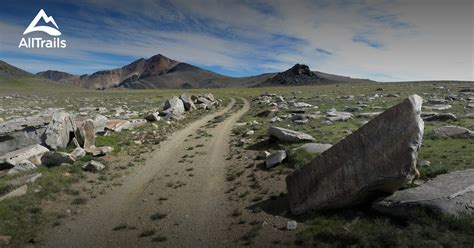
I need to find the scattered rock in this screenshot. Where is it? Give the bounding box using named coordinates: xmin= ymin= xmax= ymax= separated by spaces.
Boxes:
xmin=422 ymin=113 xmax=457 ymax=122
xmin=105 ymin=119 xmax=130 ymax=132
xmin=256 ymin=109 xmax=278 ymax=118
xmin=326 ymin=110 xmax=353 ymax=122
xmin=41 ymin=151 xmax=75 ymax=166
xmin=344 ymin=106 xmax=363 ymax=112
xmin=256 ymin=151 xmax=270 ymax=160
xmin=431 ymin=125 xmax=473 ymax=138
xmin=357 ymin=112 xmax=382 ymax=118
xmin=265 ymin=150 xmax=287 ymax=169
xmin=0 ymin=144 xmax=49 ymax=170
xmin=7 ymin=160 xmax=36 ymax=176
xmin=268 ymin=126 xmax=316 ymax=143
xmin=70 ymin=147 xmax=86 ymax=159
xmin=296 ymin=143 xmax=332 ymax=154
xmin=144 ymin=112 xmax=161 ymax=122
xmin=373 ymin=169 xmax=474 ymax=217
xmin=286 ymin=95 xmax=424 ymax=214
xmin=245 ymin=130 xmax=255 ymax=136
xmin=0 ymin=185 xmax=28 ymax=202
xmin=291 ymin=102 xmax=313 ymax=108
xmin=82 ymin=160 xmax=105 ymax=172
xmin=465 ymin=113 xmax=474 ymax=119
xmin=86 ymin=146 xmax=113 ymax=156
xmin=423 ymin=104 xmax=452 ymax=111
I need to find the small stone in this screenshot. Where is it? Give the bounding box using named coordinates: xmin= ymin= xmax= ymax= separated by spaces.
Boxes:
xmin=82 ymin=160 xmax=105 ymax=172
xmin=265 ymin=150 xmax=287 ymax=169
xmin=286 ymin=220 xmax=297 ymax=230
xmin=70 ymin=147 xmax=86 ymax=159
xmin=256 ymin=151 xmax=270 ymax=160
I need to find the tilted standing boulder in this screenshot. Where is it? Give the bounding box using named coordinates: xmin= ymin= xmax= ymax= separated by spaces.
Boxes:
xmin=286 ymin=95 xmax=424 ymax=214
xmin=179 ymin=93 xmax=196 ymax=111
xmin=163 ymin=96 xmax=185 ymax=116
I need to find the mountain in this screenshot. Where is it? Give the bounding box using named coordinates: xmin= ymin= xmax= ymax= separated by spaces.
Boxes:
xmin=257 ymin=63 xmax=374 ymax=86
xmin=36 ymin=70 xmax=78 ymax=82
xmin=0 ymin=60 xmax=79 ymax=91
xmin=0 ymin=60 xmax=32 ymax=78
xmin=35 ymin=54 xmax=375 ymax=89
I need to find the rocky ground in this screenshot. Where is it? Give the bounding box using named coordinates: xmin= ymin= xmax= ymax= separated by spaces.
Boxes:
xmin=0 ymin=82 xmax=473 ymax=247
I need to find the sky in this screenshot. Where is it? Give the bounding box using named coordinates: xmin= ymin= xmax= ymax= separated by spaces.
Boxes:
xmin=0 ymin=0 xmax=473 ymax=81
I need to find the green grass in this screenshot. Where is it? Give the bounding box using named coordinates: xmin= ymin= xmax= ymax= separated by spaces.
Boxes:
xmin=0 ymin=165 xmax=84 ymax=244
xmin=295 ymin=210 xmax=474 ymax=247
xmin=230 ymin=81 xmax=474 ymax=247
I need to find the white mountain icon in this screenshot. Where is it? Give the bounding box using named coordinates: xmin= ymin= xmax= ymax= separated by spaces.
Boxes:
xmin=23 ymin=9 xmax=61 ymax=36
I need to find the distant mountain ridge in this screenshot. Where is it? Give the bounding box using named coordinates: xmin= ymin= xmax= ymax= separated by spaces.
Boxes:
xmin=3 ymin=54 xmax=376 ymax=89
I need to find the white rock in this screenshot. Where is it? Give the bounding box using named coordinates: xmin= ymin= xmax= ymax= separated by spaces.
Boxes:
xmin=286 ymin=220 xmax=297 ymax=230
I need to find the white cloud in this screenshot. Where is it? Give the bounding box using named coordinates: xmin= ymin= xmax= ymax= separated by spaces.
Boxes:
xmin=0 ymin=0 xmax=472 ymax=81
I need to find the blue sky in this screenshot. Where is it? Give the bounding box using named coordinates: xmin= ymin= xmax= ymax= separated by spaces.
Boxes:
xmin=0 ymin=0 xmax=473 ymax=81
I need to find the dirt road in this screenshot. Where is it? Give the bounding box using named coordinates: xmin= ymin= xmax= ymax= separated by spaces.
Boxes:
xmin=43 ymin=98 xmax=250 ymax=247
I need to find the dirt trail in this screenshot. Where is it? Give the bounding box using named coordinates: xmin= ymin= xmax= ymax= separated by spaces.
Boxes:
xmin=43 ymin=98 xmax=250 ymax=247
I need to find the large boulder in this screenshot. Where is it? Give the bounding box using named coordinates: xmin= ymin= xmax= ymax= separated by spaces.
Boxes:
xmin=286 ymin=95 xmax=424 ymax=214
xmin=180 ymin=93 xmax=196 ymax=111
xmin=163 ymin=96 xmax=185 ymax=115
xmin=373 ymin=169 xmax=474 ymax=217
xmin=0 ymin=144 xmax=49 ymax=170
xmin=268 ymin=126 xmax=315 ymax=143
xmin=0 ymin=111 xmax=74 ymax=155
xmin=41 ymin=151 xmax=75 ymax=166
xmin=44 ymin=111 xmax=76 ymax=150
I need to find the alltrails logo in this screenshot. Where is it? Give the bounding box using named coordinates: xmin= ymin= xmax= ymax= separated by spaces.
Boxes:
xmin=18 ymin=9 xmax=67 ymax=48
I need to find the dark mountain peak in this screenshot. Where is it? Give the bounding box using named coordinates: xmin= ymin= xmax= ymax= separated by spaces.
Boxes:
xmin=259 ymin=63 xmax=320 ymax=86
xmin=289 ymin=63 xmax=314 ymax=76
xmin=36 ymin=70 xmax=76 ymax=81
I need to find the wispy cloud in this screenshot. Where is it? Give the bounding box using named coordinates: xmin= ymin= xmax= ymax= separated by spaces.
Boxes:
xmin=352 ymin=34 xmax=384 ymax=49
xmin=0 ymin=0 xmax=472 ymax=81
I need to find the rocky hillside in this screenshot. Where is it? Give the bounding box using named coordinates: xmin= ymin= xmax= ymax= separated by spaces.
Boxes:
xmin=257 ymin=63 xmax=374 ymax=86
xmin=0 ymin=60 xmax=32 ymax=78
